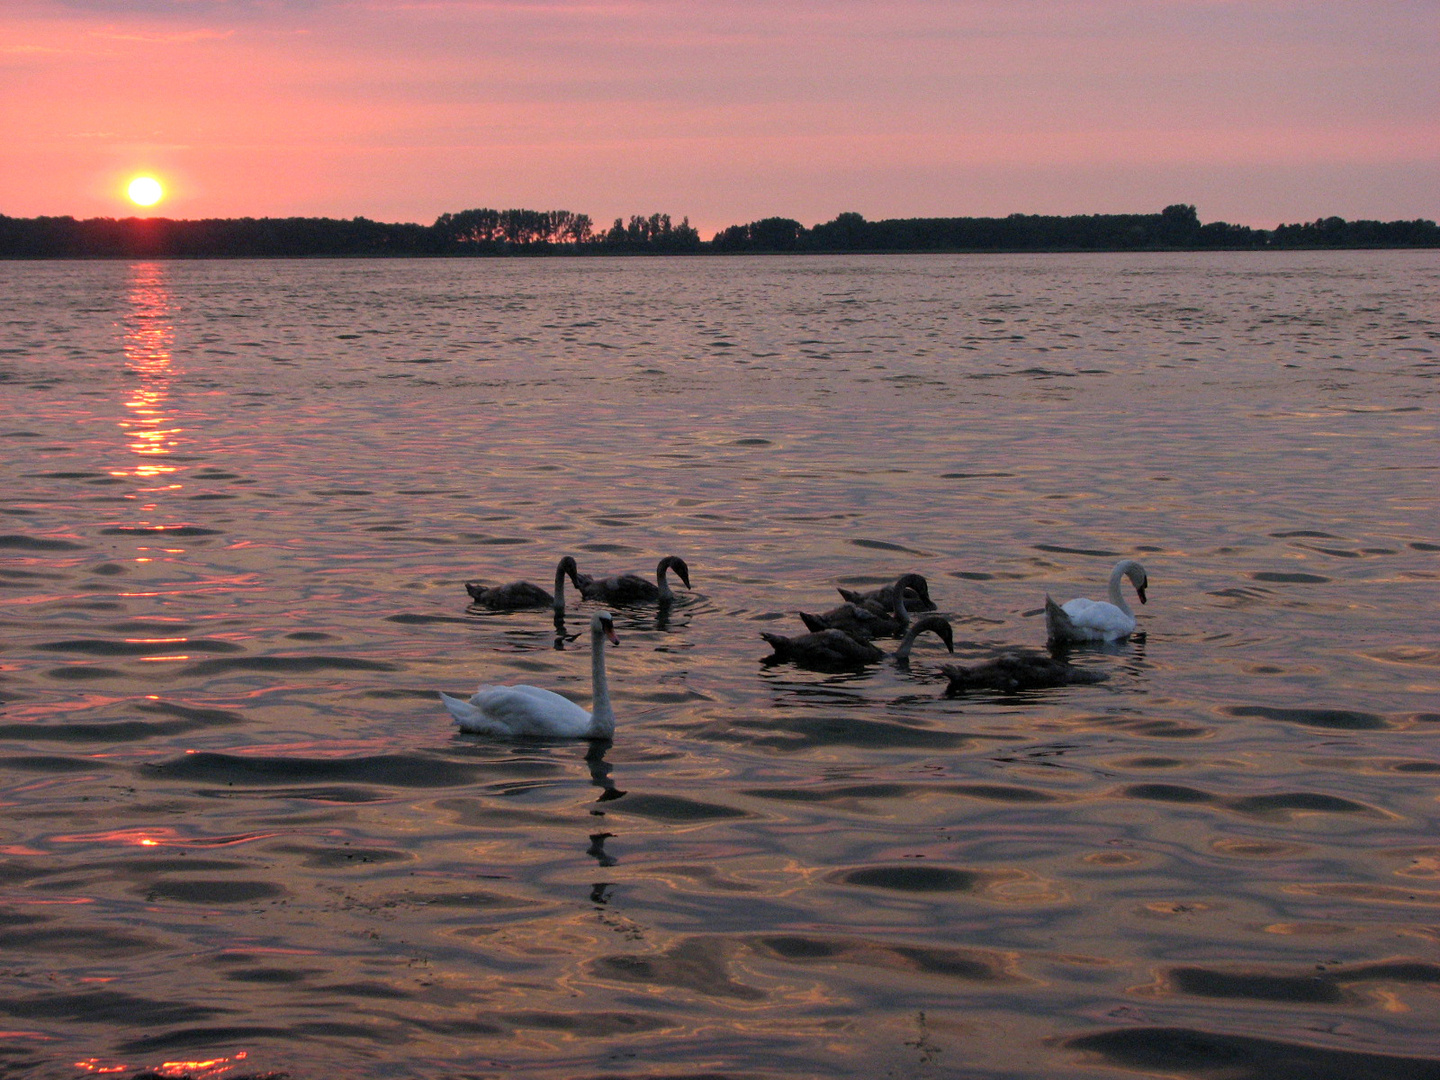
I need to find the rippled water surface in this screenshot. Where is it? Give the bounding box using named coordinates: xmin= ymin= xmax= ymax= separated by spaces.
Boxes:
xmin=1 ymin=252 xmax=1438 ymax=1080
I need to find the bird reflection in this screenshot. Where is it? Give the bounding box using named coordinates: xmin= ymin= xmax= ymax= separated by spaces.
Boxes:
xmin=585 ymin=740 xmax=626 ymax=803
xmin=586 ymin=832 xmax=616 ymax=867
xmin=583 ymin=742 xmax=624 ymax=898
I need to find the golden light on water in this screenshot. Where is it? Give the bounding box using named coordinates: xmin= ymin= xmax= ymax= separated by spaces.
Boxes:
xmin=117 ymin=263 xmax=183 ymax=480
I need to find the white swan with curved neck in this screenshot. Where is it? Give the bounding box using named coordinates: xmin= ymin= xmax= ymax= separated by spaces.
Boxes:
xmin=1045 ymin=560 xmax=1149 ymax=643
xmin=441 ymin=612 xmax=619 ymax=739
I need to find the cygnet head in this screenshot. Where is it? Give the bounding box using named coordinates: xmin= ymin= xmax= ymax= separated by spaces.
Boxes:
xmin=662 ymin=556 xmax=692 ymax=590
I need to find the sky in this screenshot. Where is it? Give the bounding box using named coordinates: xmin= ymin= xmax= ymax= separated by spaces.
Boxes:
xmin=2 ymin=0 xmax=1436 ymax=236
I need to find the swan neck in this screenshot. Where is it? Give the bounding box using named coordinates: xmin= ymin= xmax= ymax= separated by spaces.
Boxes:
xmin=894 ymin=620 xmax=922 ymax=660
xmin=890 ymin=584 xmax=911 ymax=628
xmin=553 ymin=561 xmax=568 ymax=610
xmin=1107 ymin=563 xmax=1134 ymax=616
xmin=589 ymin=629 xmax=615 ymax=738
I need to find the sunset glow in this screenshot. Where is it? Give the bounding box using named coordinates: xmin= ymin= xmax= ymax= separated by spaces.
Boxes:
xmin=127 ymin=176 xmax=164 ymax=208
xmin=2 ymin=2 xmax=1437 ymax=231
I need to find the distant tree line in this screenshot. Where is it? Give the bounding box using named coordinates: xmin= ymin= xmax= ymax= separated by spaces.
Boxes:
xmin=0 ymin=204 xmax=1434 ymax=258
xmin=711 ymin=205 xmax=1440 ymax=252
xmin=0 ymin=209 xmax=702 ymax=258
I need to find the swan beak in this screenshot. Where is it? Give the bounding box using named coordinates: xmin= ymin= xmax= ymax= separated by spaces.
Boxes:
xmin=605 ymin=627 xmax=620 ymax=645
xmin=1137 ymin=584 xmax=1148 ymax=604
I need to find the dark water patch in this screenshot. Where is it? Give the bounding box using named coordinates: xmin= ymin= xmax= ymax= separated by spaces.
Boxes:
xmin=36 ymin=637 xmax=243 ymax=656
xmin=1100 ymin=716 xmax=1212 ymax=738
xmin=752 ymin=934 xmax=1008 ymax=982
xmin=0 ymin=533 xmax=86 ymax=551
xmin=115 ymin=1024 xmax=291 ymax=1054
xmin=1066 ymin=1025 xmax=1440 ymax=1080
xmin=1251 ymin=571 xmax=1331 ymax=583
xmin=591 ymin=937 xmax=766 ymax=1001
xmin=47 ymin=665 xmax=126 ymax=680
xmin=940 ymin=471 xmax=1016 ymax=479
xmin=693 ymin=715 xmax=973 ymax=752
xmin=394 ymin=889 xmax=536 ymax=910
xmin=0 ymin=926 xmax=156 ymax=956
xmin=950 ymin=783 xmax=1060 ymax=803
xmin=322 ymin=981 xmax=414 ymax=1000
xmin=225 ymin=967 xmax=309 ymax=984
xmin=1225 ymin=705 xmax=1389 ymax=730
xmin=1339 ymin=960 xmax=1440 ymax=983
xmin=104 ymin=619 xmax=196 ymax=633
xmin=1393 ymin=761 xmax=1440 ymax=773
xmin=614 ymin=793 xmax=748 ymax=822
xmin=269 ymin=843 xmax=414 ymax=869
xmin=1117 ymin=756 xmax=1186 ymax=768
xmin=835 ymin=865 xmax=980 ymax=893
xmin=201 ymin=784 xmax=389 ymax=804
xmin=849 ymin=538 xmax=932 ymax=555
xmin=106 ymin=856 xmax=251 ymax=874
xmin=1272 ymin=530 xmax=1343 ymax=539
xmin=0 ymin=567 xmax=67 ymax=582
xmin=99 ymin=525 xmax=222 ymax=537
xmin=1122 ymin=784 xmax=1217 ymax=804
xmin=1412 ymin=542 xmax=1440 ymax=552
xmin=406 ymin=1018 xmax=508 ymax=1038
xmin=744 ymin=782 xmax=914 ymax=803
xmin=1169 ymin=966 xmax=1344 ymax=1003
xmin=143 ymin=750 xmax=486 ymax=789
xmin=503 ymin=1010 xmax=672 ymax=1037
xmin=145 ymin=878 xmax=285 ymax=903
xmin=0 ymin=988 xmax=226 ymax=1026
xmin=285 ymin=630 xmax=335 ymax=641
xmin=1034 ymin=543 xmax=1120 ymax=558
xmin=1227 ymin=792 xmax=1375 ymax=816
xmin=386 ymin=612 xmax=471 ymax=625
xmin=4 ymin=755 xmax=104 ymax=773
xmin=88 ymin=562 xmax=127 ymax=575
xmin=732 ymin=437 xmax=771 ymax=446
xmin=459 ymin=534 xmax=530 ymax=545
xmin=180 ymin=655 xmax=399 ymax=676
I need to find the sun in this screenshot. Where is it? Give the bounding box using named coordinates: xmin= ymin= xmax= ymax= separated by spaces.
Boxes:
xmin=127 ymin=176 xmax=164 ymax=208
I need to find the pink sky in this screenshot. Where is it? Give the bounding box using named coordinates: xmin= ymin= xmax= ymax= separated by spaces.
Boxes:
xmin=3 ymin=0 xmax=1436 ymax=235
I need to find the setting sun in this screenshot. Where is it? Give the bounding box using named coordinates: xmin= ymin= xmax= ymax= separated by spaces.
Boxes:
xmin=127 ymin=176 xmax=164 ymax=207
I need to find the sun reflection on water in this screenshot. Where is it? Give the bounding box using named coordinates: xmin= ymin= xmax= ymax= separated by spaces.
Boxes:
xmin=75 ymin=1050 xmax=251 ymax=1078
xmin=113 ymin=262 xmax=182 ymax=481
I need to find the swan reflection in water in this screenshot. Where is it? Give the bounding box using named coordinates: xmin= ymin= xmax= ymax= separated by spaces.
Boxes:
xmin=586 ymin=742 xmax=624 ymax=899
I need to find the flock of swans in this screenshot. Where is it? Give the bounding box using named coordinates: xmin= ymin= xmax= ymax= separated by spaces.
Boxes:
xmin=440 ymin=555 xmax=1151 ymax=741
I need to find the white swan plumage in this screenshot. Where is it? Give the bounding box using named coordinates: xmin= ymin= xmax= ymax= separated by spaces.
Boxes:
xmin=1045 ymin=559 xmax=1149 ymax=643
xmin=440 ymin=612 xmax=619 ymax=739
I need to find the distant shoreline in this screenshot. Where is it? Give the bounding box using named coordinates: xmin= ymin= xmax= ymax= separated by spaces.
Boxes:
xmin=2 ymin=205 xmax=1436 ymax=259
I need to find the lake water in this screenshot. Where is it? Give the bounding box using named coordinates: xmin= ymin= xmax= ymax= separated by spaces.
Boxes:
xmin=1 ymin=252 xmax=1438 ymax=1080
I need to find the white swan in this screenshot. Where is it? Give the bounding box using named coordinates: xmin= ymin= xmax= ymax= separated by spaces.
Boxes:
xmin=440 ymin=612 xmax=619 ymax=739
xmin=1045 ymin=560 xmax=1149 ymax=643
